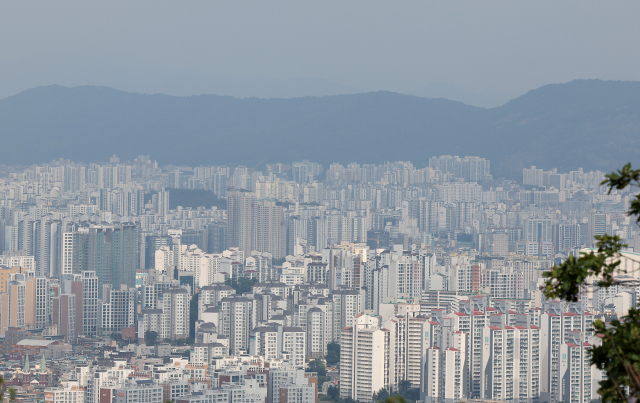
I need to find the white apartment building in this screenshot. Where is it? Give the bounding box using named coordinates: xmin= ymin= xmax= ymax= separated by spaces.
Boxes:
xmin=155 ymin=246 xmax=175 ymax=273
xmin=482 ymin=269 xmax=523 ymax=299
xmin=222 ymin=378 xmax=268 ymax=403
xmin=513 ymin=326 xmax=541 ymax=403
xmin=114 ymin=379 xmax=163 ymax=403
xmin=331 ymin=289 xmax=364 ymax=337
xmin=101 ymin=284 xmax=136 ymax=334
xmin=0 ymin=253 xmax=35 ymax=271
xmin=388 ymin=247 xmax=422 ymax=298
xmin=142 ymin=282 xmax=175 ymax=309
xmin=45 ymin=381 xmax=84 ymax=403
xmin=480 ymin=326 xmax=516 ymax=401
xmin=269 ymin=367 xmax=317 ymax=403
xmin=249 ymin=326 xmax=279 ymax=361
xmin=539 ymin=307 xmax=592 ymax=403
xmin=138 ymin=308 xmax=163 ymax=341
xmin=382 ymin=314 xmax=429 ymax=388
xmin=85 ymin=366 xmax=134 ymax=403
xmin=306 ymin=262 xmax=329 ymax=285
xmin=33 ymin=276 xmax=51 ymax=328
xmin=161 ymin=287 xmax=191 ymax=340
xmin=340 ymin=314 xmax=390 ymax=401
xmin=447 ymin=255 xmax=482 ymax=293
xmin=249 ymin=325 xmax=305 ymax=367
xmin=252 ymin=281 xmax=288 ymax=298
xmin=304 ymin=304 xmax=333 ymax=358
xmin=559 ymin=337 xmax=592 ymax=403
xmin=199 ymin=283 xmax=235 ymax=315
xmin=282 ymin=327 xmax=306 ymax=368
xmin=445 ymin=308 xmax=487 ymax=398
xmin=61 ymin=231 xmax=79 ymax=276
xmin=423 ymin=346 xmax=465 ymax=403
xmin=176 ymin=390 xmax=231 ymax=403
xmin=221 ymin=296 xmax=255 ymax=354
xmin=192 ymin=342 xmax=228 ymax=363
xmin=180 ymin=245 xmax=220 ymax=287
xmin=247 ymin=251 xmax=275 ymax=282
xmin=82 ymin=271 xmax=99 ymax=336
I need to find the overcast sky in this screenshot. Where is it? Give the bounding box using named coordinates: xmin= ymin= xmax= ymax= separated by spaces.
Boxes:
xmin=2 ymin=1 xmax=639 ymax=106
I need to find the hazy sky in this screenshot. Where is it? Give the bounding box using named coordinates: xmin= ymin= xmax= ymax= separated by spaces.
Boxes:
xmin=2 ymin=1 xmax=640 ymax=106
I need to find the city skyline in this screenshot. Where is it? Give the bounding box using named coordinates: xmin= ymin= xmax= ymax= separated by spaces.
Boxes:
xmin=2 ymin=1 xmax=640 ymax=402
xmin=0 ymin=151 xmax=634 ymax=403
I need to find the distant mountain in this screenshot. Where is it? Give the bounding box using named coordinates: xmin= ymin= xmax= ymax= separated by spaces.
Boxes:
xmin=183 ymin=77 xmax=362 ymax=99
xmin=0 ymin=79 xmax=638 ymax=179
xmin=409 ymin=83 xmax=512 ymax=108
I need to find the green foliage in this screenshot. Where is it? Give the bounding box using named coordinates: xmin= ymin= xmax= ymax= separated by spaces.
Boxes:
xmin=273 ymin=257 xmax=287 ymax=266
xmin=403 ymin=389 xmax=420 ymax=401
xmin=225 ymin=277 xmax=258 ymax=294
xmin=145 ymin=330 xmax=159 ymax=346
xmin=542 ymin=234 xmax=628 ymax=302
xmin=603 ymin=163 xmax=640 ymax=195
xmin=110 ymin=332 xmax=122 ymax=341
xmin=305 ymin=358 xmax=331 ymax=389
xmin=327 ymin=385 xmax=340 ymax=401
xmin=605 ymin=163 xmax=640 ymax=223
xmin=590 ymin=309 xmax=640 ymax=402
xmin=372 ymin=383 xmax=417 ymax=403
xmin=374 ymin=388 xmax=390 ymax=402
xmin=317 ymin=376 xmax=331 ymax=389
xmin=0 ymin=376 xmax=4 ymax=401
xmin=326 ymin=342 xmax=340 ymax=365
xmin=307 ymin=358 xmax=327 ymax=377
xmin=171 ymin=338 xmax=195 ymax=346
xmin=0 ymin=375 xmax=16 ymax=402
xmin=542 ymin=163 xmax=640 ymax=402
xmin=397 ymin=380 xmax=411 ymax=395
xmin=167 ymin=188 xmax=227 ymax=210
xmin=543 ymin=163 xmax=640 ymax=302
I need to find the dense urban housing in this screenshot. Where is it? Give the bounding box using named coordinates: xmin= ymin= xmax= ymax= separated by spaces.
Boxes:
xmin=0 ymin=155 xmax=634 ymax=403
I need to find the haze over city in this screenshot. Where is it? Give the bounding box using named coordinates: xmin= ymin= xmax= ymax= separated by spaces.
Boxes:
xmin=1 ymin=3 xmax=640 ymax=403
xmin=3 ymin=1 xmax=640 ymax=106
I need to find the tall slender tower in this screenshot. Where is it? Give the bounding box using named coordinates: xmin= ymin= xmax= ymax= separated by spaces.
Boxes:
xmin=256 ymin=200 xmax=284 ymax=259
xmin=228 ymin=190 xmax=284 ymax=259
xmin=227 ymin=189 xmax=256 ymax=254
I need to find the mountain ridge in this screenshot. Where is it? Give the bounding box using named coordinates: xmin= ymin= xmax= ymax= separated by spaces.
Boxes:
xmin=0 ymin=80 xmax=638 ymax=179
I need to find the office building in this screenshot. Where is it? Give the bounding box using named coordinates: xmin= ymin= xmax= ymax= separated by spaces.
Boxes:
xmin=83 ymin=223 xmax=139 ymax=297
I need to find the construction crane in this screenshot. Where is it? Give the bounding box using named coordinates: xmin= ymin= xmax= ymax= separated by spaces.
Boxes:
xmin=251 ymin=159 xmax=266 ymax=173
xmin=226 ymin=159 xmax=266 ymax=193
xmin=367 ymin=235 xmax=384 ymax=249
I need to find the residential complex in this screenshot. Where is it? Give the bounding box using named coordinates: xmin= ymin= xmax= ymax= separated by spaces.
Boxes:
xmin=0 ymin=155 xmax=631 ymax=403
